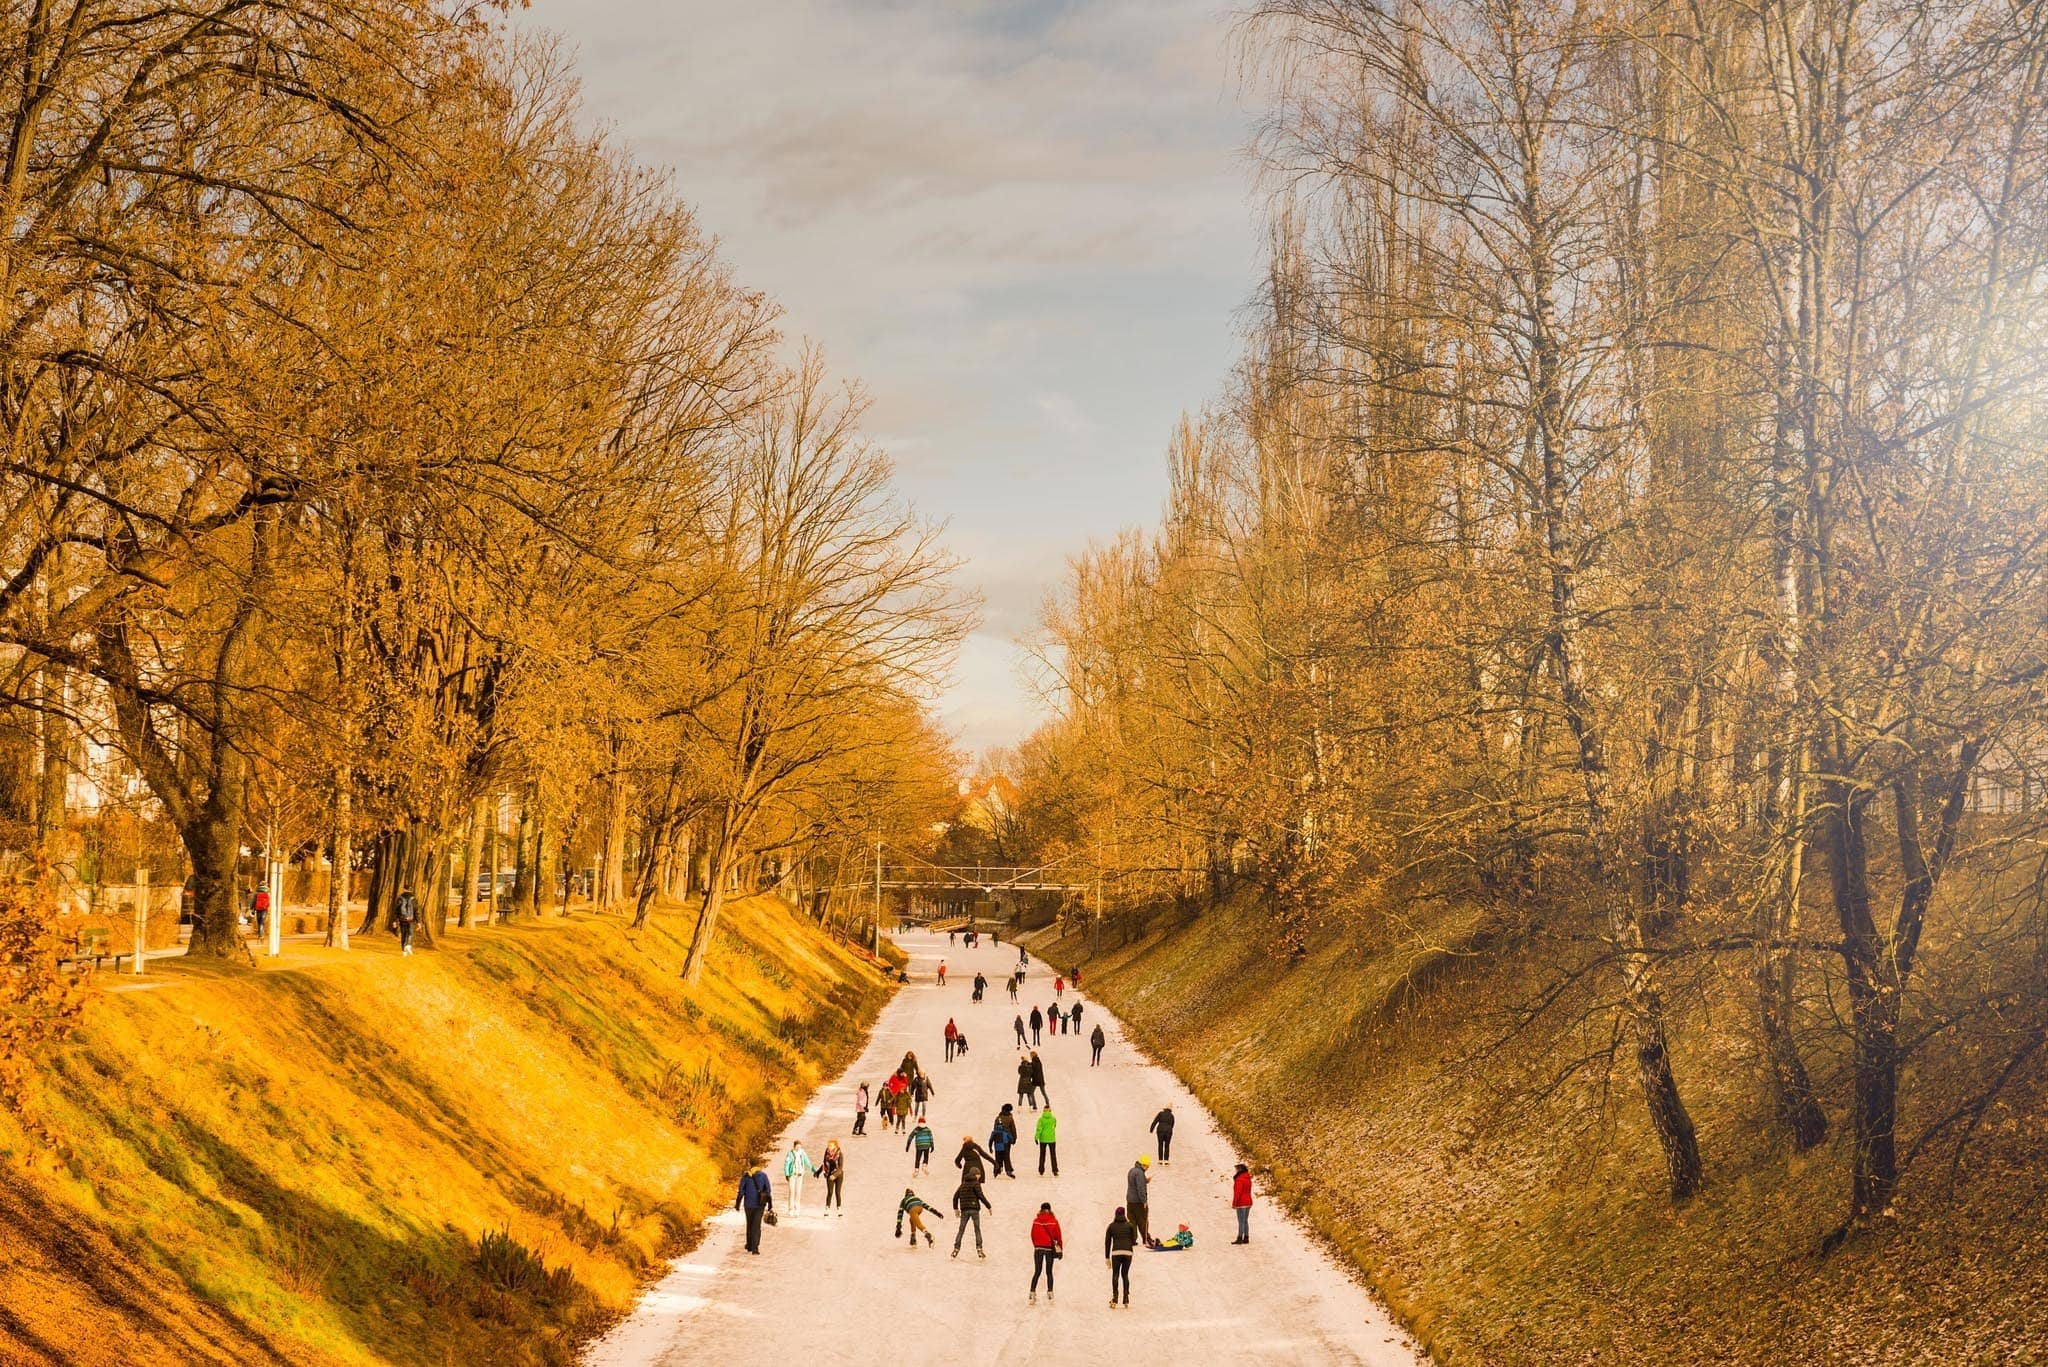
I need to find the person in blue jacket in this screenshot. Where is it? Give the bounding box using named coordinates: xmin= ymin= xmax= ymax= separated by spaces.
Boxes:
xmin=735 ymin=1164 xmax=774 ymax=1254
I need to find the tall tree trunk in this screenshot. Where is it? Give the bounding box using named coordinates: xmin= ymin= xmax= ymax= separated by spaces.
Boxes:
xmin=683 ymin=811 xmax=741 ymax=985
xmin=325 ymin=778 xmax=352 ymax=949
xmin=459 ymin=799 xmax=483 ymax=929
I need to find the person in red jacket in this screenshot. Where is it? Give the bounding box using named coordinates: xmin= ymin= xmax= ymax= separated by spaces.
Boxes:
xmin=1028 ymin=1201 xmax=1063 ymax=1304
xmin=1231 ymin=1163 xmax=1254 ymax=1244
xmin=944 ymin=1017 xmax=960 ymax=1062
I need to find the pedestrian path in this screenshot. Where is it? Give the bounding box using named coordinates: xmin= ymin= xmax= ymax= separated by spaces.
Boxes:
xmin=585 ymin=932 xmax=1419 ymax=1366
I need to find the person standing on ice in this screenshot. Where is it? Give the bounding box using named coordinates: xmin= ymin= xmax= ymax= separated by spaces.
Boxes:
xmin=1230 ymin=1162 xmax=1253 ymax=1243
xmin=1007 ymin=974 xmax=1020 ymax=1004
xmin=1013 ymin=1013 xmax=1028 ymax=1047
xmin=950 ymin=1173 xmax=992 ymax=1258
xmin=910 ymin=1068 xmax=937 ymax=1112
xmin=1070 ymin=1000 xmax=1084 ymax=1034
xmin=1034 ymin=1103 xmax=1060 ymax=1175
xmin=819 ymin=1140 xmax=846 ymax=1215
xmin=1054 ymin=974 xmax=1065 ymax=998
xmin=783 ymin=1140 xmax=819 ymax=1214
xmin=907 ymin=1116 xmax=936 ymax=1171
xmin=1029 ymin=1004 xmax=1043 ymax=1045
xmin=1150 ymin=1104 xmax=1176 ymax=1165
xmin=1028 ymin=1202 xmax=1063 ymax=1304
xmin=1127 ymin=1155 xmax=1156 ymax=1247
xmin=1029 ymin=1050 xmax=1049 ymax=1106
xmin=990 ymin=1104 xmax=1020 ymax=1178
xmin=853 ymin=1081 xmax=871 ymax=1135
xmin=938 ymin=960 xmax=947 ymax=985
xmin=1016 ymin=1055 xmax=1038 ymax=1110
xmin=1104 ymin=1206 xmax=1138 ymax=1307
xmin=735 ymin=1163 xmax=774 ymax=1255
xmin=944 ymin=1017 xmax=960 ymax=1061
xmin=1090 ymin=1023 xmax=1107 ymax=1067
xmin=896 ymin=1188 xmax=941 ymax=1248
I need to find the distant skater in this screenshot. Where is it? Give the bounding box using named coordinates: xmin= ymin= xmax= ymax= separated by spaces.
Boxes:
xmin=1105 ymin=1205 xmax=1138 ymax=1306
xmin=938 ymin=960 xmax=947 ymax=985
xmin=1007 ymin=975 xmax=1020 ymax=1004
xmin=945 ymin=1017 xmax=960 ymax=1061
xmin=1054 ymin=975 xmax=1065 ymax=998
xmin=990 ymin=1104 xmax=1020 ymax=1178
xmin=1150 ymin=1104 xmax=1175 ymax=1165
xmin=1028 ymin=1202 xmax=1063 ymax=1304
xmin=1090 ymin=1024 xmax=1106 ymax=1067
xmin=783 ymin=1140 xmax=818 ymax=1215
xmin=1035 ymin=1104 xmax=1059 ymax=1175
xmin=1071 ymin=1001 xmax=1084 ymax=1034
xmin=897 ymin=1188 xmax=941 ymax=1248
xmin=1017 ymin=1055 xmax=1039 ymax=1110
xmin=951 ymin=1174 xmax=992 ymax=1258
xmin=735 ymin=1163 xmax=773 ymax=1255
xmin=854 ymin=1081 xmax=871 ymax=1135
xmin=1014 ymin=1013 xmax=1028 ymax=1047
xmin=1029 ymin=1050 xmax=1049 ymax=1106
xmin=820 ymin=1140 xmax=846 ymax=1215
xmin=908 ymin=1116 xmax=936 ymax=1171
xmin=1030 ymin=1005 xmax=1043 ymax=1045
xmin=1231 ymin=1162 xmax=1253 ymax=1243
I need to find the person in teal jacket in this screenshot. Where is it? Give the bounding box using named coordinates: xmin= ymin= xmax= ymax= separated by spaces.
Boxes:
xmin=907 ymin=1118 xmax=937 ymax=1171
xmin=783 ymin=1141 xmax=819 ymax=1216
xmin=896 ymin=1188 xmax=942 ymax=1248
xmin=1034 ymin=1105 xmax=1059 ymax=1175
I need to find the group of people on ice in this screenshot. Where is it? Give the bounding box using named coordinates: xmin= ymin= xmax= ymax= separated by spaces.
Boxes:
xmin=731 ymin=932 xmax=1261 ymax=1307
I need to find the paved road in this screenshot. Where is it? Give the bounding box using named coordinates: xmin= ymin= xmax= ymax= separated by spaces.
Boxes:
xmin=586 ymin=931 xmax=1420 ymax=1366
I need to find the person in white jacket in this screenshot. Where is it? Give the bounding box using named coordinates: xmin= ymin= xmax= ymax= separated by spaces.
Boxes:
xmin=784 ymin=1141 xmax=820 ymax=1215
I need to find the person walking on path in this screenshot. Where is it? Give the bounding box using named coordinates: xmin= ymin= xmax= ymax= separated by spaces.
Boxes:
xmin=1054 ymin=975 xmax=1065 ymax=999
xmin=944 ymin=1017 xmax=960 ymax=1061
xmin=853 ymin=1082 xmax=871 ymax=1135
xmin=393 ymin=887 xmax=421 ymax=956
xmin=1029 ymin=1050 xmax=1049 ymax=1106
xmin=1127 ymin=1156 xmax=1156 ymax=1248
xmin=1150 ymin=1105 xmax=1176 ymax=1165
xmin=735 ymin=1164 xmax=774 ymax=1255
xmin=1028 ymin=1202 xmax=1063 ymax=1304
xmin=990 ymin=1104 xmax=1020 ymax=1178
xmin=951 ymin=1175 xmax=992 ymax=1258
xmin=1104 ymin=1206 xmax=1138 ymax=1307
xmin=1071 ymin=1001 xmax=1084 ymax=1034
xmin=1090 ymin=1023 xmax=1107 ymax=1067
xmin=1034 ymin=1104 xmax=1059 ymax=1175
xmin=1231 ymin=1162 xmax=1253 ymax=1243
xmin=955 ymin=1134 xmax=995 ymax=1183
xmin=819 ymin=1140 xmax=846 ymax=1215
xmin=1029 ymin=1004 xmax=1044 ymax=1045
xmin=907 ymin=1117 xmax=936 ymax=1171
xmin=783 ymin=1141 xmax=819 ymax=1215
xmin=1017 ymin=1055 xmax=1039 ymax=1110
xmin=1071 ymin=965 xmax=1082 ymax=990
xmin=896 ymin=1188 xmax=941 ymax=1249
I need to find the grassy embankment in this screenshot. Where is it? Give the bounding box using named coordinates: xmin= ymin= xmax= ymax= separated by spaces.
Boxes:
xmin=1027 ymin=896 xmax=2048 ymax=1366
xmin=0 ymin=894 xmax=894 ymax=1367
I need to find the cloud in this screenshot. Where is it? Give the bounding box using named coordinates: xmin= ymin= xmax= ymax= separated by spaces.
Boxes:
xmin=1033 ymin=391 xmax=1100 ymax=443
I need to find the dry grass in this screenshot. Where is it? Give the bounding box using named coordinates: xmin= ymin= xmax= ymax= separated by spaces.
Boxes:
xmin=1032 ymin=900 xmax=2048 ymax=1365
xmin=0 ymin=894 xmax=891 ymax=1367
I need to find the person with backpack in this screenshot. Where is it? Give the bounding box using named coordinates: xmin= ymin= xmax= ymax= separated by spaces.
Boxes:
xmin=951 ymin=1174 xmax=992 ymax=1258
xmin=1029 ymin=1004 xmax=1044 ymax=1045
xmin=1034 ymin=1104 xmax=1059 ymax=1176
xmin=907 ymin=1116 xmax=936 ymax=1171
xmin=1128 ymin=1155 xmax=1156 ymax=1247
xmin=990 ymin=1104 xmax=1019 ymax=1178
xmin=1104 ymin=1206 xmax=1138 ymax=1307
xmin=1230 ymin=1163 xmax=1254 ymax=1242
xmin=1150 ymin=1104 xmax=1176 ymax=1165
xmin=783 ymin=1140 xmax=819 ymax=1215
xmin=735 ymin=1164 xmax=774 ymax=1254
xmin=252 ymin=886 xmax=271 ymax=938
xmin=896 ymin=1188 xmax=941 ymax=1248
xmin=1028 ymin=1202 xmax=1063 ymax=1304
xmin=955 ymin=1134 xmax=994 ymax=1183
xmin=1090 ymin=1023 xmax=1107 ymax=1067
xmin=853 ymin=1082 xmax=871 ymax=1135
xmin=819 ymin=1140 xmax=846 ymax=1215
xmin=393 ymin=887 xmax=421 ymax=956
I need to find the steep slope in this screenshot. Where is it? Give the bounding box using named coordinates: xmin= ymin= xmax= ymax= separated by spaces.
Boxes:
xmin=0 ymin=895 xmax=892 ymax=1367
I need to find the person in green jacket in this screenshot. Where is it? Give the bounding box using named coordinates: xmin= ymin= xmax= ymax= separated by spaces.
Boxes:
xmin=896 ymin=1188 xmax=942 ymax=1248
xmin=907 ymin=1117 xmax=937 ymax=1171
xmin=1034 ymin=1105 xmax=1059 ymax=1176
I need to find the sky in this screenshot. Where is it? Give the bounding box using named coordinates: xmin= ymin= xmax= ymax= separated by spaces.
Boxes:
xmin=513 ymin=1 xmax=1265 ymax=755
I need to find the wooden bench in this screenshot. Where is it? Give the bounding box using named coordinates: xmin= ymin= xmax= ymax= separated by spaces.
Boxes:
xmin=56 ymin=927 xmax=133 ymax=973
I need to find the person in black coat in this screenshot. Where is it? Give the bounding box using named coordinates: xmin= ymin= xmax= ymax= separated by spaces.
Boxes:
xmin=1029 ymin=1050 xmax=1049 ymax=1106
xmin=955 ymin=1135 xmax=995 ymax=1183
xmin=990 ymin=1104 xmax=1020 ymax=1177
xmin=1090 ymin=1023 xmax=1107 ymax=1067
xmin=1104 ymin=1206 xmax=1139 ymax=1306
xmin=1017 ymin=1055 xmax=1039 ymax=1110
xmin=735 ymin=1164 xmax=774 ymax=1254
xmin=1029 ymin=1004 xmax=1044 ymax=1046
xmin=1150 ymin=1105 xmax=1176 ymax=1164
